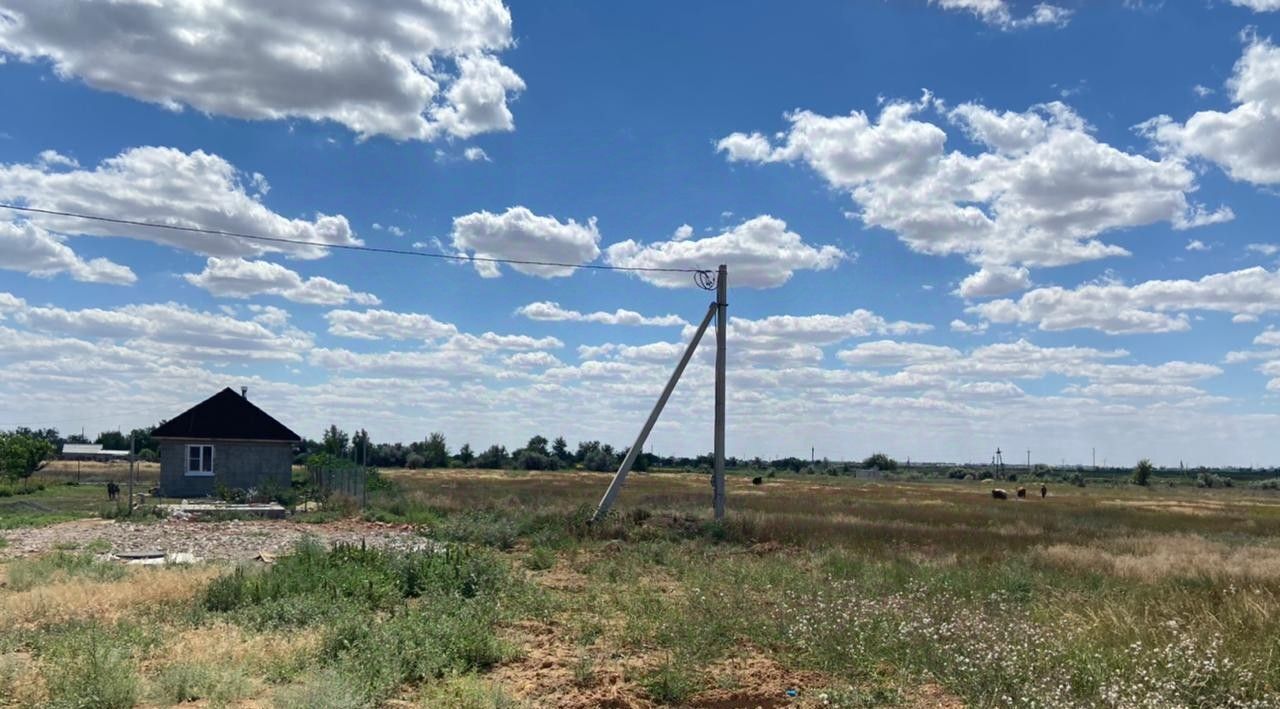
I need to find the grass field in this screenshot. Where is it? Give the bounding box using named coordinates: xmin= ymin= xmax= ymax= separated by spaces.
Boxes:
xmin=2 ymin=470 xmax=1279 ymax=707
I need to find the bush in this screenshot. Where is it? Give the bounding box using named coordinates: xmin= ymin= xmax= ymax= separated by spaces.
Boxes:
xmin=406 ymin=453 xmax=426 ymax=469
xmin=861 ymin=453 xmax=898 ymax=471
xmin=1196 ymin=472 xmax=1234 ymax=488
xmin=153 ymin=661 xmax=251 ymax=705
xmin=1133 ymin=459 xmax=1154 ymax=486
xmin=1249 ymin=477 xmax=1280 ymax=490
xmin=42 ymin=624 xmax=140 ymax=709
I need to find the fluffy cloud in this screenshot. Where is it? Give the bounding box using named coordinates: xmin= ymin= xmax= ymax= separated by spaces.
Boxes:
xmin=1228 ymin=0 xmax=1280 ymax=11
xmin=726 ymin=309 xmax=932 ymax=347
xmin=515 ymin=301 xmax=687 ymax=327
xmin=604 ymin=216 xmax=844 ymax=288
xmin=451 ymin=206 xmax=601 ymax=278
xmin=0 ymin=220 xmax=135 ymax=284
xmin=0 ymin=0 xmax=523 ymax=141
xmin=0 ymin=147 xmax=362 ymax=259
xmin=6 ymin=297 xmax=310 ymax=362
xmin=326 ymin=309 xmax=458 ymax=341
xmin=184 ymin=257 xmax=380 ymax=306
xmin=837 ymin=340 xmax=961 ymax=367
xmin=719 ymin=96 xmax=1229 ymax=277
xmin=969 ymin=267 xmax=1280 ymax=333
xmin=955 ymin=265 xmax=1031 ymax=298
xmin=1143 ymin=37 xmax=1280 ymax=185
xmin=932 ymin=0 xmax=1072 ymax=29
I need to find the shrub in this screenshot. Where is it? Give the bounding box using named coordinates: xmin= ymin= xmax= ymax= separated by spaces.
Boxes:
xmin=42 ymin=625 xmax=140 ymax=709
xmin=152 ymin=661 xmax=251 ymax=705
xmin=1248 ymin=477 xmax=1280 ymax=490
xmin=640 ymin=659 xmax=698 ymax=704
xmin=406 ymin=453 xmax=426 ymax=469
xmin=861 ymin=453 xmax=897 ymax=471
xmin=1133 ymin=459 xmax=1154 ymax=486
xmin=523 ymin=546 xmax=555 ymax=571
xmin=1196 ymin=471 xmax=1234 ymax=488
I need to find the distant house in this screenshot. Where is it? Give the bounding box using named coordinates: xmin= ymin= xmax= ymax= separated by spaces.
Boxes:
xmin=61 ymin=443 xmax=131 ymax=462
xmin=153 ymin=388 xmax=302 ymax=498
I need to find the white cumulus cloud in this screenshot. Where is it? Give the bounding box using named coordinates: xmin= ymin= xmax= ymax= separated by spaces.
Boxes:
xmin=0 ymin=220 xmax=135 ymax=284
xmin=515 ymin=301 xmax=687 ymax=327
xmin=719 ymin=95 xmax=1230 ymax=280
xmin=604 ymin=215 xmax=844 ymax=289
xmin=969 ymin=267 xmax=1280 ymax=334
xmin=932 ymin=0 xmax=1072 ymax=29
xmin=451 ymin=206 xmax=601 ymax=278
xmin=183 ymin=257 xmax=380 ymax=306
xmin=0 ymin=147 xmax=362 ymax=259
xmin=0 ymin=0 xmax=523 ymax=142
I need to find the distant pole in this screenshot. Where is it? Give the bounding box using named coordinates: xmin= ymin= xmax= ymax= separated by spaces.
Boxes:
xmin=127 ymin=433 xmax=135 ymax=516
xmin=713 ymin=264 xmax=727 ymax=521
xmin=1027 ymin=449 xmax=1031 ymax=471
xmin=1092 ymin=447 xmax=1096 ymax=470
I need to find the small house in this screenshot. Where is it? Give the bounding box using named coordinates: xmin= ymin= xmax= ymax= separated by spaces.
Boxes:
xmin=153 ymin=388 xmax=302 ymax=498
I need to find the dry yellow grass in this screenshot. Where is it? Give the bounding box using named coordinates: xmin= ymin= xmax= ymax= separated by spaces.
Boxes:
xmin=0 ymin=652 xmax=48 ymax=707
xmin=0 ymin=564 xmax=220 ymax=628
xmin=148 ymin=622 xmax=319 ymax=671
xmin=1041 ymin=533 xmax=1280 ymax=582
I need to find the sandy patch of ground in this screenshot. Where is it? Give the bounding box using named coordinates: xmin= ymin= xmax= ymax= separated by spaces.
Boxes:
xmin=0 ymin=518 xmax=428 ymax=562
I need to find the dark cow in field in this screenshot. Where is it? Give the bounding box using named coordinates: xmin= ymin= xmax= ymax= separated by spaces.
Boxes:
xmin=1040 ymin=484 xmax=1047 ymax=499
xmin=991 ymin=488 xmax=1009 ymax=500
xmin=751 ymin=476 xmax=763 ymax=486
xmin=1016 ymin=487 xmax=1027 ymax=498
xmin=106 ymin=482 xmax=120 ymax=501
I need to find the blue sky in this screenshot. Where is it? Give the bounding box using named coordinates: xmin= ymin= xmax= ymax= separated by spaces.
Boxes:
xmin=2 ymin=0 xmax=1280 ymax=466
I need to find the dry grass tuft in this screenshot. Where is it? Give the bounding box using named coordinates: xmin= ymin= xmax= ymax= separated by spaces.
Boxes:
xmin=0 ymin=651 xmax=49 ymax=706
xmin=1040 ymin=533 xmax=1280 ymax=582
xmin=150 ymin=621 xmax=319 ymax=670
xmin=1 ymin=564 xmax=220 ymax=628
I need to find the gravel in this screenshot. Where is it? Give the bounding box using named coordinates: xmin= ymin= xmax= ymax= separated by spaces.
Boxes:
xmin=0 ymin=518 xmax=431 ymax=562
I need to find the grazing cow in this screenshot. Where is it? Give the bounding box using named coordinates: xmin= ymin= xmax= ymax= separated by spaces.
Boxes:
xmin=992 ymin=489 xmax=1008 ymax=500
xmin=751 ymin=476 xmax=763 ymax=485
xmin=106 ymin=482 xmax=119 ymax=501
xmin=1040 ymin=484 xmax=1047 ymax=499
xmin=1016 ymin=487 xmax=1027 ymax=498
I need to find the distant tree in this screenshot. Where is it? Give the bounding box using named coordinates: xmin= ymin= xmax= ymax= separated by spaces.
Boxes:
xmin=475 ymin=444 xmax=509 ymax=469
xmin=455 ymin=443 xmax=475 ymax=466
xmin=421 ymin=432 xmax=449 ymax=468
xmin=861 ymin=453 xmax=898 ymax=471
xmin=552 ymin=436 xmax=570 ymax=463
xmin=322 ymin=425 xmax=349 ymax=457
xmin=94 ymin=430 xmax=128 ymax=450
xmin=351 ymin=429 xmax=372 ymax=461
xmin=128 ymin=426 xmax=157 ymax=454
xmin=1 ymin=432 xmax=55 ymax=483
xmin=583 ymin=448 xmax=615 ymax=472
xmin=405 ymin=453 xmax=425 ymax=469
xmin=1132 ymin=458 xmax=1154 ymax=486
xmin=525 ymin=435 xmax=550 ymax=457
xmin=515 ymin=449 xmax=558 ymax=471
xmin=574 ymin=440 xmax=600 ymax=464
xmin=64 ymin=433 xmax=89 ymax=445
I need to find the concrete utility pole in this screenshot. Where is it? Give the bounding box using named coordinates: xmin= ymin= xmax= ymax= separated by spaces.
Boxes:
xmin=713 ymin=264 xmax=727 ymax=521
xmin=595 ymin=294 xmax=718 ymax=521
xmin=595 ymin=264 xmax=729 ymax=523
xmin=127 ymin=432 xmax=135 ymax=516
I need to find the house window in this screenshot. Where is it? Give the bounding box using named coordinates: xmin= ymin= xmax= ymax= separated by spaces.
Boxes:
xmin=186 ymin=445 xmax=214 ymax=476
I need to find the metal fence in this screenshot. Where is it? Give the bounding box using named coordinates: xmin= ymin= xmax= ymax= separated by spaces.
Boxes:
xmin=305 ymin=457 xmax=370 ymax=507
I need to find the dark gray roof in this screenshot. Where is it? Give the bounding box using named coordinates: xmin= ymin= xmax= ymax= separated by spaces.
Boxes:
xmin=152 ymin=388 xmax=301 ymax=442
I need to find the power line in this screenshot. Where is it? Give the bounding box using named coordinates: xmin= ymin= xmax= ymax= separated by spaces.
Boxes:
xmin=0 ymin=203 xmax=710 ymax=276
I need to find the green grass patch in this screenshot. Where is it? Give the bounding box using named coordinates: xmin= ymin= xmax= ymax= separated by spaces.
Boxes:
xmin=4 ymin=551 xmax=128 ymax=591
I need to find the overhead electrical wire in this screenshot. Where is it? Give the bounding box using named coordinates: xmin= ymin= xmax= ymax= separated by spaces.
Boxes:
xmin=0 ymin=203 xmax=717 ymax=287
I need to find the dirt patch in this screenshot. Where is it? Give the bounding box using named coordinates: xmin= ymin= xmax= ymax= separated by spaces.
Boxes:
xmin=0 ymin=518 xmax=428 ymax=562
xmin=688 ymin=654 xmax=827 ymax=708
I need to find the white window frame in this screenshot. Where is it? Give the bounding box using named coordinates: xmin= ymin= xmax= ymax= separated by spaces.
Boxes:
xmin=186 ymin=444 xmax=214 ymax=477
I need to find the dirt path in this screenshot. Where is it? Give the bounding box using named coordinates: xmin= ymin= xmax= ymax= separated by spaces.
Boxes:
xmin=0 ymin=518 xmax=429 ymax=562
